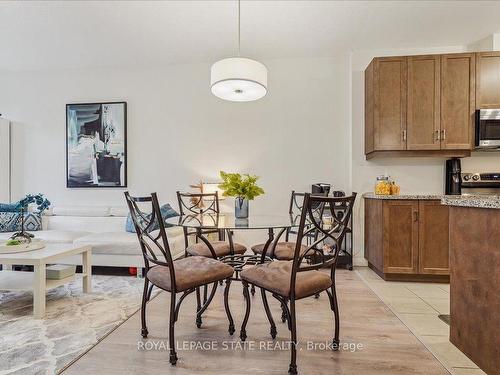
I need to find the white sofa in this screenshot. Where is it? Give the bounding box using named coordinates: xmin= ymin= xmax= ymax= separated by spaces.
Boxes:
xmin=0 ymin=205 xmax=185 ymax=268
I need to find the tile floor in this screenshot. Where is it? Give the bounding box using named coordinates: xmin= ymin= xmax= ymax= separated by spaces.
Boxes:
xmin=356 ymin=267 xmax=486 ymax=375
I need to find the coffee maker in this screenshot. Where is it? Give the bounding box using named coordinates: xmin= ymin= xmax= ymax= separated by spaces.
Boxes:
xmin=445 ymin=158 xmax=462 ymax=195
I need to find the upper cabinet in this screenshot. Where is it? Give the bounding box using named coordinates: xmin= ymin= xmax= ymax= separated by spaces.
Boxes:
xmin=407 ymin=55 xmax=441 ymax=150
xmin=476 ymin=52 xmax=500 ymax=109
xmin=365 ymin=52 xmax=477 ymax=159
xmin=367 ymin=57 xmax=407 ymax=152
xmin=441 ymin=53 xmax=475 ymax=150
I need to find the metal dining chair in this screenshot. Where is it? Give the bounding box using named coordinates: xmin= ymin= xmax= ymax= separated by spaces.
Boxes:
xmin=125 ymin=192 xmax=235 ymax=365
xmin=176 ymin=191 xmax=247 ymax=258
xmin=250 ymin=190 xmax=327 ymax=261
xmin=239 ymin=192 xmax=357 ymax=374
xmin=176 ymin=191 xmax=247 ymax=326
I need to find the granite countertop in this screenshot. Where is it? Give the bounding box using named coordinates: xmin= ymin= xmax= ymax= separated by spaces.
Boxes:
xmin=441 ymin=195 xmax=500 ymax=209
xmin=363 ymin=192 xmax=444 ymax=200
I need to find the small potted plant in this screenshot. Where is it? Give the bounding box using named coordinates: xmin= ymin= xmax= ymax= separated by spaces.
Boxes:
xmin=218 ymin=171 xmax=265 ymax=218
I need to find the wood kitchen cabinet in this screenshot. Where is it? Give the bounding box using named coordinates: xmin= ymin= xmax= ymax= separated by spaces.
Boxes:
xmin=365 ymin=56 xmax=407 ymax=153
xmin=441 ymin=53 xmax=475 ymax=150
xmin=407 ymin=55 xmax=441 ymax=150
xmin=476 ymin=51 xmax=500 ymax=108
xmin=382 ymin=200 xmax=419 ymax=274
xmin=365 ymin=197 xmax=449 ymax=281
xmin=418 ymin=200 xmax=450 ymax=275
xmin=365 ymin=52 xmax=476 ymax=159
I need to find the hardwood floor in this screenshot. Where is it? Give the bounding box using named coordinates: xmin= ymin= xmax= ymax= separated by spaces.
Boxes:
xmin=63 ymin=270 xmax=449 ymax=374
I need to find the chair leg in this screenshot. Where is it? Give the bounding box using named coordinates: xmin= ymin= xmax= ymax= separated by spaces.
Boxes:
xmin=195 ymin=287 xmax=202 ymax=328
xmin=169 ymin=292 xmax=178 ymax=365
xmin=196 ymin=282 xmax=218 ymax=328
xmin=329 ymin=285 xmax=340 ymax=350
xmin=281 ymin=297 xmax=289 ymax=323
xmin=203 ymin=284 xmax=208 ymax=304
xmin=146 ymin=284 xmax=154 ymax=301
xmin=240 ymin=280 xmax=251 ymax=341
xmin=141 ymin=277 xmax=149 ymax=338
xmin=260 ymin=288 xmax=277 ymax=339
xmin=250 ymin=284 xmax=255 ymax=296
xmin=288 ymin=297 xmax=298 ymax=375
xmin=224 ymin=278 xmax=235 ymax=335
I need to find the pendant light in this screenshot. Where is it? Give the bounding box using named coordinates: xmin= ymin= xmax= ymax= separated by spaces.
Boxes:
xmin=210 ymin=0 xmax=267 ymax=102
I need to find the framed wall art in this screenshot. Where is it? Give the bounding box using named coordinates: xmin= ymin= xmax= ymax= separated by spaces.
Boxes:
xmin=66 ymin=102 xmax=127 ymax=188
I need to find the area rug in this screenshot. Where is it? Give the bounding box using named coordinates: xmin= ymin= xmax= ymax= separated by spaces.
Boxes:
xmin=0 ymin=275 xmax=155 ymax=374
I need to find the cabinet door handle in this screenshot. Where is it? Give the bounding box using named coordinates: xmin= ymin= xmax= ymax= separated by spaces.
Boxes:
xmin=413 ymin=211 xmax=419 ymax=222
xmin=402 ymin=130 xmax=407 ymax=141
xmin=441 ymin=129 xmax=446 ymax=141
xmin=435 ymin=130 xmax=440 ymax=142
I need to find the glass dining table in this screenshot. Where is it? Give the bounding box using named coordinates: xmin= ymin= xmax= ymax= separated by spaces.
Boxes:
xmin=165 ymin=213 xmax=300 ymax=274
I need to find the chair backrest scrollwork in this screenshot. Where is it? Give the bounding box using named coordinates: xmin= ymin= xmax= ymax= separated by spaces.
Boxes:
xmin=125 ymin=192 xmax=178 ymax=290
xmin=176 ymin=191 xmax=221 ymax=247
xmin=176 ymin=191 xmax=220 ymax=215
xmin=290 ymin=193 xmax=357 ymax=297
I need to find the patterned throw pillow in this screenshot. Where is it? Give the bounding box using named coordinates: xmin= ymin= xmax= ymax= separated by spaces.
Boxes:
xmin=0 ymin=212 xmax=42 ymax=232
xmin=0 ymin=202 xmax=22 ymax=212
xmin=126 ymin=204 xmax=179 ymax=233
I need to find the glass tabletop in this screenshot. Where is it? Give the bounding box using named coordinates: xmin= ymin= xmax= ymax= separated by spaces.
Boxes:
xmin=165 ymin=213 xmax=300 ymax=230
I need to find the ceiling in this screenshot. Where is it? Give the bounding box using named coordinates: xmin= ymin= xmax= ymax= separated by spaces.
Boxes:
xmin=1 ymin=0 xmax=500 ymax=71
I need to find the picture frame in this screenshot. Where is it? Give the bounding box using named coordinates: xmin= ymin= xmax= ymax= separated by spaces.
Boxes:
xmin=66 ymin=102 xmax=127 ymax=188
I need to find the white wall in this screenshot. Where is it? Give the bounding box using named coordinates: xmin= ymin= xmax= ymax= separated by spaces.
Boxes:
xmin=0 ymin=56 xmax=351 ymax=245
xmin=350 ymin=45 xmax=500 ymax=265
xmin=467 ymin=33 xmax=500 ymax=51
xmin=0 ymin=118 xmax=10 ymax=202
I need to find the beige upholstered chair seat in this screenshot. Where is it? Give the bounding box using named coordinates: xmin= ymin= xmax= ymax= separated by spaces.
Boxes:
xmin=251 ymin=242 xmax=308 ymax=260
xmin=186 ymin=241 xmax=247 ymax=258
xmin=147 ymin=256 xmax=234 ymax=292
xmin=240 ymin=261 xmax=332 ymax=299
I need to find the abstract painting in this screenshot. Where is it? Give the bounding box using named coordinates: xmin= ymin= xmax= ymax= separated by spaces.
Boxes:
xmin=66 ymin=102 xmax=127 ymax=188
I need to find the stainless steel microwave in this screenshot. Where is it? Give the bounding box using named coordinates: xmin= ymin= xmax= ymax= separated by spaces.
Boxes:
xmin=476 ymin=109 xmax=500 ymax=148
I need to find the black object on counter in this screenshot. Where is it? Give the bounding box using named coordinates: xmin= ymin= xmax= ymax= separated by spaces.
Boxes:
xmin=445 ymin=158 xmax=462 ymax=195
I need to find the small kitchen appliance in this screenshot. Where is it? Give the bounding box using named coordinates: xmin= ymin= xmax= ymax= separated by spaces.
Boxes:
xmin=475 ymin=109 xmax=500 ymax=149
xmin=445 ymin=158 xmax=462 ymax=195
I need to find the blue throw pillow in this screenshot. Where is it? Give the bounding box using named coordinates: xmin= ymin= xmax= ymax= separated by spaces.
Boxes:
xmin=0 ymin=212 xmax=42 ymax=232
xmin=126 ymin=204 xmax=179 ymax=233
xmin=0 ymin=202 xmax=22 ymax=212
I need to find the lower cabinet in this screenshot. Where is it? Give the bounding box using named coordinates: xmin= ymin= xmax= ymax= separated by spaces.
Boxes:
xmin=418 ymin=200 xmax=450 ymax=275
xmin=383 ymin=200 xmax=419 ymax=274
xmin=365 ymin=198 xmax=449 ymax=281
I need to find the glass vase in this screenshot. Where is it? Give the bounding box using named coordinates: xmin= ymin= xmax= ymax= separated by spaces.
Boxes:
xmin=235 ymin=197 xmax=249 ymax=218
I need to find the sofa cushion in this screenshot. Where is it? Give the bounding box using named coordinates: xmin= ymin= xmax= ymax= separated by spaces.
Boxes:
xmin=43 ymin=215 xmax=126 ymax=233
xmin=36 ymin=230 xmax=91 ymax=243
xmin=109 ymin=206 xmax=129 ymax=217
xmin=73 ymin=228 xmax=184 ymax=259
xmin=52 ymin=206 xmax=110 ymax=217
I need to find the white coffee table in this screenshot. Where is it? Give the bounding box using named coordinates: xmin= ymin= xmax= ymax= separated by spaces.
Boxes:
xmin=0 ymin=243 xmax=92 ymax=318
